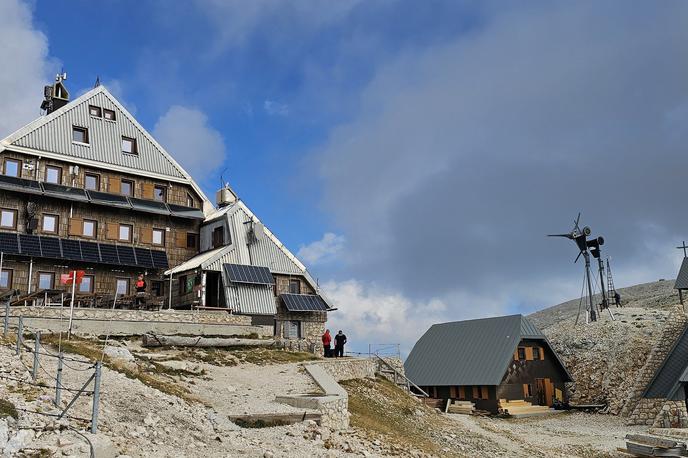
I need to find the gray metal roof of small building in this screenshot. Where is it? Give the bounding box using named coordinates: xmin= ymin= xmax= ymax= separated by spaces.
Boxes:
xmin=675 ymin=258 xmax=688 ymax=290
xmin=404 ymin=314 xmax=572 ymax=387
xmin=644 ymin=324 xmax=688 ymax=399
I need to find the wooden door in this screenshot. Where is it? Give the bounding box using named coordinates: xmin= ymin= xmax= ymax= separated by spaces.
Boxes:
xmin=544 ymin=378 xmax=554 ymax=406
xmin=535 ymin=379 xmax=546 ymax=405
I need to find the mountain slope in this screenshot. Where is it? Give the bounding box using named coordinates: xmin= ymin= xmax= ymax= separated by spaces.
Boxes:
xmin=529 ymin=280 xmax=682 ymax=413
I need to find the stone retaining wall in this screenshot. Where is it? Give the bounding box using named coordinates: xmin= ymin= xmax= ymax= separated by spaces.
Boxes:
xmin=0 ymin=306 xmax=272 ymax=338
xmin=316 ymin=358 xmax=377 ymax=381
xmin=624 ymin=306 xmax=688 ymax=425
xmin=3 ymin=306 xmax=252 ymax=325
xmin=653 ymin=400 xmax=688 ymax=428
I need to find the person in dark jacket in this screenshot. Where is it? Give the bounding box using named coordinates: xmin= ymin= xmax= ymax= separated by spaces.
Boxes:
xmin=322 ymin=329 xmax=332 ymax=358
xmin=614 ymin=291 xmax=622 ymax=307
xmin=334 ymin=330 xmax=347 ymax=358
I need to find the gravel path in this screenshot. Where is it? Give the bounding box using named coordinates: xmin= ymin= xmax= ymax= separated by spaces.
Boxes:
xmin=450 ymin=411 xmax=648 ymax=457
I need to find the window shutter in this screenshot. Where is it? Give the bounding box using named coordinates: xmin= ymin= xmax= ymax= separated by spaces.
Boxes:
xmin=472 ymin=386 xmax=478 ymax=399
xmin=106 ymin=223 xmax=119 ymax=240
xmin=140 ymin=227 xmax=153 ymax=244
xmin=540 ymin=347 xmax=545 ymax=360
xmin=109 ymin=177 xmax=121 ymax=194
xmin=450 ymin=386 xmax=456 ymax=398
xmin=525 ymin=347 xmax=534 ymax=361
xmin=68 ymin=217 xmax=83 ymax=236
xmin=142 ymin=183 xmax=155 ymax=200
xmin=176 ymin=232 xmax=188 ymax=248
xmin=458 ymin=386 xmax=465 ymax=399
xmin=481 ymin=386 xmax=489 ymax=400
xmin=523 ymin=384 xmax=529 ymax=398
xmin=513 ymin=350 xmax=518 ymax=361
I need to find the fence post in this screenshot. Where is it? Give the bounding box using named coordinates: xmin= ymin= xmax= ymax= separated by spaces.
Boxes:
xmin=55 ymin=352 xmax=63 ymax=407
xmin=16 ymin=316 xmax=23 ymax=355
xmin=91 ymin=361 xmax=101 ymax=434
xmin=32 ymin=331 xmax=40 ymax=381
xmin=3 ymin=298 xmax=9 ymax=338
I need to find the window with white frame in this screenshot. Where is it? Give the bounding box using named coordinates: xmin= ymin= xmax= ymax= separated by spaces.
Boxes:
xmin=284 ymin=321 xmax=301 ymax=340
xmin=42 ymin=214 xmax=58 ymax=234
xmin=152 ymin=228 xmax=165 ymax=246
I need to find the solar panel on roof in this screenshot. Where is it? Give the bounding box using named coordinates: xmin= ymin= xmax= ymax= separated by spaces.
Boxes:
xmin=98 ymin=244 xmax=119 ymax=264
xmin=280 ymin=294 xmax=329 ymax=312
xmin=117 ymin=246 xmax=137 ymax=266
xmin=87 ymin=191 xmax=131 ymax=209
xmin=223 ymin=263 xmax=274 ymax=285
xmin=0 ymin=175 xmax=42 ymax=195
xmin=150 ymin=250 xmax=169 ymax=269
xmin=134 ymin=247 xmax=153 ymax=268
xmin=39 ymin=237 xmax=62 ymax=258
xmin=41 ymin=182 xmax=89 ymax=202
xmin=0 ymin=232 xmax=19 ymax=255
xmin=167 ymin=203 xmax=205 ymax=220
xmin=18 ymin=234 xmax=41 ymax=257
xmin=129 ymin=197 xmax=170 ymax=216
xmin=60 ymin=239 xmax=82 ymax=261
xmin=80 ymin=241 xmax=100 ymax=263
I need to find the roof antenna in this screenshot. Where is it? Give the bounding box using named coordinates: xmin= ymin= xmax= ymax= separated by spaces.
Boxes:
xmin=94 ymin=76 xmax=101 ymax=88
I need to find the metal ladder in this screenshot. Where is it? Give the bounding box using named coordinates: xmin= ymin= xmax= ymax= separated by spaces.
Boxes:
xmin=606 ymin=258 xmax=617 ymax=305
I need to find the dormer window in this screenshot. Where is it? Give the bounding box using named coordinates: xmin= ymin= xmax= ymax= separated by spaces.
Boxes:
xmin=122 ymin=136 xmax=137 ymax=155
xmin=89 ymin=105 xmax=102 ymax=117
xmin=186 ymin=193 xmax=195 ymax=208
xmin=72 ymin=126 xmax=89 ymax=144
xmin=104 ymin=109 xmax=116 ymax=121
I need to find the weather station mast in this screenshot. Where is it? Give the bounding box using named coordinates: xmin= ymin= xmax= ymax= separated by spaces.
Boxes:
xmin=549 ymin=214 xmax=616 ymax=324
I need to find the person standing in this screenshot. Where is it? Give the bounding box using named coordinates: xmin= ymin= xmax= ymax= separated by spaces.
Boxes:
xmin=334 ymin=330 xmax=347 ymax=358
xmin=321 ymin=329 xmax=332 ymax=358
xmin=135 ymin=274 xmax=147 ymax=306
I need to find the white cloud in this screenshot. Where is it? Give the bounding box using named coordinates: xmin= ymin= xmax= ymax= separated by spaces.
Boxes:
xmin=321 ymin=279 xmax=513 ymax=356
xmin=298 ymin=232 xmax=345 ymax=265
xmin=194 ymin=0 xmax=363 ymax=51
xmin=153 ymin=106 xmax=227 ymax=184
xmin=263 ymin=100 xmax=289 ymax=116
xmin=0 ymin=0 xmax=53 ymax=135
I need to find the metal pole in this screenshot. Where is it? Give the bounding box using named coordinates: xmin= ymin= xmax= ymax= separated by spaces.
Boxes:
xmin=32 ymin=331 xmax=40 ymax=381
xmin=168 ymin=273 xmax=173 ymax=310
xmin=584 ymin=252 xmax=596 ymax=322
xmin=27 ymin=258 xmax=33 ymax=295
xmin=16 ymin=316 xmax=23 ymax=355
xmin=55 ymin=352 xmax=63 ymax=407
xmin=91 ymin=362 xmax=101 ymax=434
xmin=597 ymin=257 xmax=608 ymax=310
xmin=67 ymin=270 xmax=76 ymax=338
xmin=3 ymin=298 xmax=9 ymax=338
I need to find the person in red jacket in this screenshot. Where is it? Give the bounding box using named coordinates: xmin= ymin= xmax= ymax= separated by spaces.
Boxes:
xmin=321 ymin=329 xmax=332 ymax=358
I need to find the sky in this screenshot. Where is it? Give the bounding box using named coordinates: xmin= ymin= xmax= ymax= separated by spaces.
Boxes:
xmin=2 ymin=0 xmax=688 ymax=355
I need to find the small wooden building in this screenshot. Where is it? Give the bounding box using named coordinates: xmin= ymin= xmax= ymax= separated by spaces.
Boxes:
xmin=404 ymin=314 xmax=572 ymax=412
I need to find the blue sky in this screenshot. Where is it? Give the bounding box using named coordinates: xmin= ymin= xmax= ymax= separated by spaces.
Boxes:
xmin=3 ymin=0 xmax=688 ymax=354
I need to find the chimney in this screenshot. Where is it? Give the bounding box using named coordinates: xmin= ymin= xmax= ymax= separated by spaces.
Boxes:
xmin=216 ymin=183 xmax=237 ymax=208
xmin=40 ymin=72 xmax=70 ymax=114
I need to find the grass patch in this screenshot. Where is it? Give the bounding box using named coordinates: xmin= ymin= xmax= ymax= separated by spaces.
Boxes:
xmin=0 ymin=399 xmax=18 ymax=419
xmin=41 ymin=334 xmax=203 ymax=405
xmin=341 ymin=376 xmax=459 ymax=457
xmin=180 ymin=347 xmax=318 ymax=366
xmin=234 ymin=418 xmax=290 ymax=428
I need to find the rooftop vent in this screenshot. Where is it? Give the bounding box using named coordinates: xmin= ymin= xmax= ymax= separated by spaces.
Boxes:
xmin=40 ymin=72 xmax=70 ymax=114
xmin=216 ymin=183 xmax=237 ymax=208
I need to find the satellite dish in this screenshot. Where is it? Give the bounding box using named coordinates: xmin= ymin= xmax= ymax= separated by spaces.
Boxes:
xmin=253 ymin=222 xmax=264 ymax=241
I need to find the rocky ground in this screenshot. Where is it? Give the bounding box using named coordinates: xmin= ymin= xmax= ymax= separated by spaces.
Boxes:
xmin=1 ymin=331 xmax=657 ymax=458
xmin=529 ymin=280 xmax=681 ymax=412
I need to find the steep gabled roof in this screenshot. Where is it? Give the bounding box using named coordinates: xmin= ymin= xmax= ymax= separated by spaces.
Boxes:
xmin=644 ymin=324 xmax=688 ymax=400
xmin=404 ymin=314 xmax=572 ymax=386
xmin=0 ymin=85 xmax=211 ymax=213
xmin=164 ymin=200 xmax=335 ymax=310
xmin=675 ymin=258 xmax=688 ymax=290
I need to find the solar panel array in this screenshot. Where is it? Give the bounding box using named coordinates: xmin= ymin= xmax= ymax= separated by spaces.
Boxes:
xmin=0 ymin=232 xmax=168 ymax=269
xmin=223 ymin=263 xmax=274 ymax=285
xmin=279 ymin=293 xmax=329 ymax=312
xmin=0 ymin=176 xmax=204 ymax=220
